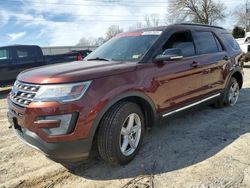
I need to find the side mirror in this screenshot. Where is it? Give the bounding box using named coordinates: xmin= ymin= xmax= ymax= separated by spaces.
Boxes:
xmin=154 ymin=48 xmax=183 ymax=63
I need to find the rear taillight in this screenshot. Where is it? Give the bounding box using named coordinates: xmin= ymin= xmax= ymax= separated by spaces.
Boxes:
xmin=76 ymin=54 xmax=83 ymax=61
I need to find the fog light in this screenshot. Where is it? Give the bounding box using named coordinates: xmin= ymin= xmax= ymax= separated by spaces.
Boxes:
xmin=38 ymin=113 xmax=78 ymax=136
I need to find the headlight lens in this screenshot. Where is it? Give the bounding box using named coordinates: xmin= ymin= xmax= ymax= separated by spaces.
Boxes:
xmin=33 ymin=81 xmax=92 ymax=102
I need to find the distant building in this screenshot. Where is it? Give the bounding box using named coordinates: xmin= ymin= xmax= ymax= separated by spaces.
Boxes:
xmin=41 ymin=46 xmax=97 ymax=55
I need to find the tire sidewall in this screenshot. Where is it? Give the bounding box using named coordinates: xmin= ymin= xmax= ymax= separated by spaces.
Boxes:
xmin=112 ymin=103 xmax=145 ymax=164
xmin=224 ymin=77 xmax=239 ymax=106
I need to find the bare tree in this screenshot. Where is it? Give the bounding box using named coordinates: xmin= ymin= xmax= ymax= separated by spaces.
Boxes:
xmin=105 ymin=25 xmax=123 ymax=40
xmin=128 ymin=14 xmax=160 ymax=31
xmin=77 ymin=37 xmax=91 ymax=46
xmin=168 ymin=0 xmax=226 ymax=25
xmin=128 ymin=22 xmax=144 ymax=31
xmin=144 ymin=14 xmax=160 ymax=27
xmin=233 ymin=4 xmax=246 ymax=28
xmin=94 ymin=37 xmax=106 ymax=46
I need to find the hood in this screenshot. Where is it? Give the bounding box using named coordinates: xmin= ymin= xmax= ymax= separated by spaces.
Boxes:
xmin=18 ymin=60 xmax=137 ymax=84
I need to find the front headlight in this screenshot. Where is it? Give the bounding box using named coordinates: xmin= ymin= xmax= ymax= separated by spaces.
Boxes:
xmin=33 ymin=81 xmax=92 ymax=102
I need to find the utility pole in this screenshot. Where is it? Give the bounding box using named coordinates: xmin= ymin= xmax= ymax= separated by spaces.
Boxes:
xmin=247 ymin=0 xmax=250 ymax=32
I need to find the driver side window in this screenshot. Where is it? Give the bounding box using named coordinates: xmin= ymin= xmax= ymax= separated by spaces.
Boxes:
xmin=162 ymin=31 xmax=195 ymax=57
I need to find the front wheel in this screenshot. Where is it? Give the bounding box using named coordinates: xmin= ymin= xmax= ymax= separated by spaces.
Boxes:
xmin=97 ymin=102 xmax=145 ymax=165
xmin=214 ymin=77 xmax=240 ymax=108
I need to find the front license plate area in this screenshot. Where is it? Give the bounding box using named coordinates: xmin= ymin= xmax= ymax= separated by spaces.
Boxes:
xmin=8 ymin=114 xmax=23 ymax=133
xmin=13 ymin=118 xmax=23 ymax=133
xmin=8 ymin=115 xmax=14 ymax=127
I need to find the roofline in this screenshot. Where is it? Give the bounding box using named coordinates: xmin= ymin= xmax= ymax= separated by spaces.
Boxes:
xmin=174 ymin=23 xmax=225 ymax=30
xmin=0 ymin=44 xmax=40 ymax=48
xmin=127 ymin=23 xmax=226 ymax=34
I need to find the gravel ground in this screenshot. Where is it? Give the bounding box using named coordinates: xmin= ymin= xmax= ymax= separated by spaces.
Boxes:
xmin=1 ymin=69 xmax=250 ymax=188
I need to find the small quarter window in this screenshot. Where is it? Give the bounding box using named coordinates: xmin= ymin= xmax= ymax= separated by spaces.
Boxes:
xmin=222 ymin=33 xmax=241 ymax=51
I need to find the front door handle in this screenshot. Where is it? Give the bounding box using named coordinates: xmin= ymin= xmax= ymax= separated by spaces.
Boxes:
xmin=191 ymin=61 xmax=200 ymax=68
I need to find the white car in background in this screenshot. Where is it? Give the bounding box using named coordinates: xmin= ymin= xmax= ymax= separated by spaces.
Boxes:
xmin=235 ymin=33 xmax=250 ymax=52
xmin=236 ymin=32 xmax=250 ymax=66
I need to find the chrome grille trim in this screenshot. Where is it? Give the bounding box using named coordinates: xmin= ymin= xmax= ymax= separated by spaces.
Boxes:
xmin=10 ymin=81 xmax=40 ymax=108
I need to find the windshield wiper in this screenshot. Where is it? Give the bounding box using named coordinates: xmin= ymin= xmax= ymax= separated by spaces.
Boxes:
xmin=87 ymin=57 xmax=111 ymax=61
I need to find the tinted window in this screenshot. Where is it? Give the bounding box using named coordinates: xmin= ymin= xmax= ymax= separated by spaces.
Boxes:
xmin=193 ymin=31 xmax=219 ymax=54
xmin=0 ymin=48 xmax=10 ymax=60
xmin=222 ymin=33 xmax=241 ymax=51
xmin=214 ymin=36 xmax=224 ymax=52
xmin=85 ymin=51 xmax=91 ymax=56
xmin=163 ymin=31 xmax=195 ymax=57
xmin=17 ymin=47 xmax=36 ymax=58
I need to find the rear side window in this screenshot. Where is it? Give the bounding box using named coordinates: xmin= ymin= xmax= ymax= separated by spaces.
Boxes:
xmin=214 ymin=36 xmax=224 ymax=52
xmin=193 ymin=31 xmax=219 ymax=55
xmin=222 ymin=33 xmax=241 ymax=51
xmin=16 ymin=47 xmax=36 ymax=58
xmin=0 ymin=48 xmax=10 ymax=60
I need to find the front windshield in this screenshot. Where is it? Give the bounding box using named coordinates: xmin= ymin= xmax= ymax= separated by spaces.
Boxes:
xmin=86 ymin=32 xmax=161 ymax=62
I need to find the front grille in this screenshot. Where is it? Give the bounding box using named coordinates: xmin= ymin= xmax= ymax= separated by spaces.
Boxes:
xmin=10 ymin=81 xmax=40 ymax=108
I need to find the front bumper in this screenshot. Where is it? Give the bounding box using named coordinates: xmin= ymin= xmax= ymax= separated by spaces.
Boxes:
xmin=7 ymin=96 xmax=95 ymax=142
xmin=7 ymin=94 xmax=96 ymax=162
xmin=8 ymin=111 xmax=91 ymax=162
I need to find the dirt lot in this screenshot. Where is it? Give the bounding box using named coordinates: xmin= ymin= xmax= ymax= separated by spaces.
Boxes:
xmin=1 ymin=69 xmax=250 ymax=188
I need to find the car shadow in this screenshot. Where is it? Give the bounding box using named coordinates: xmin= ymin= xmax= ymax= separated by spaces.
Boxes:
xmin=0 ymin=90 xmax=10 ymax=100
xmin=64 ymin=87 xmax=250 ymax=181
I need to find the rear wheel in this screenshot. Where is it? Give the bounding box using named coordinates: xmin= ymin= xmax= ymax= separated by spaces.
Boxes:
xmin=97 ymin=102 xmax=144 ymax=165
xmin=214 ymin=77 xmax=240 ymax=108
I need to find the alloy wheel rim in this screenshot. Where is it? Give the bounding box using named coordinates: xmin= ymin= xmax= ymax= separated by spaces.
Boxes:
xmin=119 ymin=113 xmax=142 ymax=156
xmin=228 ymin=82 xmax=240 ymax=106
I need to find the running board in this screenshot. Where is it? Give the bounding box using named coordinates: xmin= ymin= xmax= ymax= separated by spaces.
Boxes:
xmin=162 ymin=93 xmax=221 ymax=118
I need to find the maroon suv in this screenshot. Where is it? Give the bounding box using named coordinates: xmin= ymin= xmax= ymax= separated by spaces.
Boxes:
xmin=7 ymin=23 xmax=244 ymax=165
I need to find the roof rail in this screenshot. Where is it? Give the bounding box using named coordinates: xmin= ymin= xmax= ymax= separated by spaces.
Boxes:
xmin=175 ymin=23 xmax=225 ymax=30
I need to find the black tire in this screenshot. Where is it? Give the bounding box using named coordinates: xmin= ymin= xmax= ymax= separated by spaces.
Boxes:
xmin=97 ymin=102 xmax=145 ymax=165
xmin=213 ymin=77 xmax=240 ymax=108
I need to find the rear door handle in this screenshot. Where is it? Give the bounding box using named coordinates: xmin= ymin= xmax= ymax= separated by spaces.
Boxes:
xmin=224 ymin=56 xmax=229 ymax=61
xmin=204 ymin=68 xmax=211 ymax=74
xmin=191 ymin=61 xmax=200 ymax=68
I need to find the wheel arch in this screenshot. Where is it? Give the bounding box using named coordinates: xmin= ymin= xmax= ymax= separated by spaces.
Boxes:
xmin=89 ymin=91 xmax=158 ymax=147
xmin=225 ymin=67 xmax=243 ymax=90
xmin=231 ymin=71 xmax=243 ymax=89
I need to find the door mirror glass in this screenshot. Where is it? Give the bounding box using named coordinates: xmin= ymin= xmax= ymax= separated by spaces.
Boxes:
xmin=154 ymin=48 xmax=183 ymax=62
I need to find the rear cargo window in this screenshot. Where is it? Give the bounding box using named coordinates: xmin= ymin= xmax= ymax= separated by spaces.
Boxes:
xmin=222 ymin=33 xmax=241 ymax=51
xmin=17 ymin=47 xmax=36 ymax=58
xmin=0 ymin=48 xmax=10 ymax=60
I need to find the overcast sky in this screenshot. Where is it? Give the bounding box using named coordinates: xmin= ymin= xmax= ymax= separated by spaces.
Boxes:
xmin=0 ymin=0 xmax=243 ymax=46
